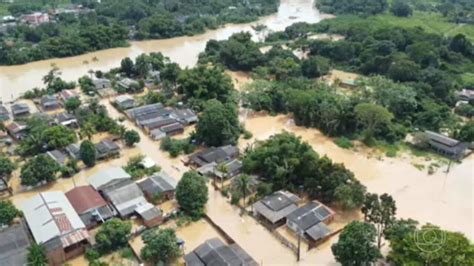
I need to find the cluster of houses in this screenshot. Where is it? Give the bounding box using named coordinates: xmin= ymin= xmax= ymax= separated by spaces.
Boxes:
xmin=121 ymin=102 xmax=198 ymax=140
xmin=0 ymin=165 xmax=177 ymax=265
xmin=252 ymin=190 xmax=335 ymax=249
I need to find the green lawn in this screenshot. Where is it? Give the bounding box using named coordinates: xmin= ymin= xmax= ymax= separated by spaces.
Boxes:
xmin=371 ymin=12 xmax=474 ymax=41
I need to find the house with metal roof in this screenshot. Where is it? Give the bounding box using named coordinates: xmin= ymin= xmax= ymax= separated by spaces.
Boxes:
xmin=0 ymin=105 xmax=10 ymax=121
xmin=0 ymin=221 xmax=31 ymax=266
xmin=20 ymin=191 xmax=91 ymax=265
xmin=286 ymin=201 xmax=334 ymax=245
xmin=114 ymin=95 xmax=135 ymax=110
xmin=137 ymin=171 xmax=177 ymax=201
xmin=58 ymin=90 xmax=78 ymax=103
xmin=424 ymin=131 xmax=469 ymax=159
xmin=184 ymin=238 xmax=258 ymax=266
xmin=126 ymin=103 xmax=164 ymax=121
xmin=95 ymin=139 xmax=120 ymax=159
xmin=117 ymin=78 xmax=140 ymax=92
xmin=150 ymin=128 xmax=166 ymax=140
xmin=135 ymin=202 xmax=163 ymax=228
xmin=65 ymin=186 xmax=115 ymax=228
xmin=55 ymin=112 xmax=78 ymax=128
xmin=160 ymin=122 xmax=184 ymax=136
xmin=87 ymin=166 xmax=131 ymax=191
xmin=46 ymin=149 xmax=68 ymax=166
xmin=65 ymin=143 xmax=80 ymax=160
xmin=6 ymin=121 xmax=27 ymax=140
xmin=40 ymin=95 xmax=60 ymax=111
xmin=188 ymin=145 xmax=240 ymax=167
xmin=141 ymin=116 xmax=177 ymax=132
xmin=252 ymin=190 xmax=300 ymax=229
xmin=92 ymin=78 xmax=111 ymax=90
xmin=171 ymin=108 xmax=198 ymax=125
xmin=101 ymin=180 xmax=148 ymax=218
xmin=11 ymin=103 xmax=30 ymax=118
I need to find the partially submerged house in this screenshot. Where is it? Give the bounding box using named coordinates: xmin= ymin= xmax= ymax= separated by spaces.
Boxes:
xmin=46 ymin=150 xmax=68 ymax=166
xmin=424 ymin=131 xmax=469 ymax=159
xmin=286 ymin=201 xmax=334 ymax=246
xmin=6 ymin=121 xmax=27 ymax=140
xmin=0 ymin=105 xmax=10 ymax=121
xmin=65 ymin=186 xmax=115 ymax=229
xmin=95 ymin=139 xmax=120 ymax=160
xmin=21 ymin=192 xmax=92 ymax=265
xmin=58 ymin=90 xmax=79 ymax=103
xmin=41 ymin=95 xmax=60 ymax=111
xmin=55 ymin=112 xmax=78 ymax=128
xmin=92 ymin=78 xmax=111 ymax=90
xmin=196 ymin=159 xmax=243 ymax=181
xmin=0 ymin=221 xmax=31 ymax=266
xmin=252 ymin=190 xmax=300 ymax=229
xmin=65 ymin=143 xmax=80 ymax=160
xmin=101 ymin=180 xmax=149 ymax=218
xmin=114 ymin=95 xmax=135 ymax=110
xmin=11 ymin=103 xmax=30 ymax=118
xmin=160 ymin=122 xmax=184 ymax=136
xmin=171 ymin=108 xmax=198 ymax=125
xmin=184 ymin=238 xmax=258 ymax=266
xmin=188 ymin=145 xmax=240 ymax=167
xmin=150 ymin=128 xmax=166 ymax=141
xmin=137 ymin=171 xmax=177 ymax=201
xmin=135 ymin=202 xmax=163 ymax=228
xmin=87 ymin=166 xmax=132 ymax=191
xmin=117 ymin=78 xmax=140 ymax=92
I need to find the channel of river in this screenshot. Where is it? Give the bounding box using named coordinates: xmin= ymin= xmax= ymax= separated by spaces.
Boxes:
xmin=0 ymin=0 xmax=330 ymax=101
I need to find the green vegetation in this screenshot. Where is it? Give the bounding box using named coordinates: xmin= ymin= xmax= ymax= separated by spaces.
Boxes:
xmin=123 ymin=129 xmax=140 ymax=147
xmin=243 ymin=133 xmax=366 ymax=208
xmin=140 ymin=228 xmax=181 ymax=264
xmin=160 ymin=137 xmax=195 ymax=157
xmin=0 ymin=200 xmax=19 ymax=226
xmin=80 ymin=140 xmax=96 ymax=167
xmin=20 ymin=154 xmax=60 ymax=186
xmin=0 ymin=0 xmax=279 ymax=65
xmin=316 ymin=0 xmax=389 ymax=16
xmin=123 ymin=155 xmax=160 ymax=179
xmin=0 ymin=156 xmax=15 ymax=190
xmin=195 ymin=99 xmax=240 ymax=147
xmin=362 ymin=193 xmax=397 ymax=248
xmin=332 ymin=221 xmax=382 ymax=265
xmin=334 ymin=137 xmax=353 ymax=149
xmin=176 ymin=171 xmax=208 ymax=220
xmin=27 ymin=243 xmax=48 ymax=266
xmin=95 ymin=219 xmax=132 ymax=255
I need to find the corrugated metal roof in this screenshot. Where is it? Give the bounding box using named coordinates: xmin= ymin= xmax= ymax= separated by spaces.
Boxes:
xmin=20 ymin=191 xmax=87 ymax=246
xmin=65 ymin=185 xmax=108 ymax=214
xmin=88 ymin=167 xmax=131 ymax=190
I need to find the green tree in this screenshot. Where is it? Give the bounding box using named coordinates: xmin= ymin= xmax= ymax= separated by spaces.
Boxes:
xmin=355 ymin=103 xmax=393 ymax=141
xmin=0 ymin=200 xmax=19 ymax=226
xmin=79 ymin=122 xmax=97 ymax=140
xmin=362 ymin=193 xmax=397 ymax=249
xmin=233 ymin=174 xmax=252 ymax=208
xmin=176 ymin=171 xmax=208 ymax=219
xmin=301 ymin=56 xmax=330 ymax=78
xmin=390 ymin=0 xmax=413 ymax=17
xmin=387 ymin=224 xmax=474 ymax=265
xmin=124 ymin=129 xmax=140 ymax=147
xmin=195 ymin=99 xmax=240 ymax=147
xmin=42 ymin=125 xmax=77 ymax=150
xmin=20 ymin=154 xmax=60 ymax=186
xmin=332 ymin=221 xmax=382 ymax=266
xmin=64 ymin=97 xmax=82 ymax=113
xmin=27 ymin=244 xmax=48 ymax=266
xmin=80 ymin=140 xmax=97 ymax=167
xmin=78 ymin=75 xmax=96 ymax=95
xmin=140 ymin=228 xmax=181 ymax=264
xmin=334 ymin=180 xmax=366 ymax=210
xmin=0 ymin=157 xmax=15 ymax=194
xmin=95 ymin=219 xmax=132 ymax=254
xmin=120 ymin=57 xmax=135 ymax=77
xmin=457 ymin=121 xmax=474 ymax=142
xmin=177 ymin=65 xmax=234 ymax=105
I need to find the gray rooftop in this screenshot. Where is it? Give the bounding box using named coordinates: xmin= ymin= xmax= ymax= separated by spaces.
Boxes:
xmin=185 ymin=238 xmax=258 ymax=266
xmin=252 ymin=191 xmax=300 ymax=224
xmin=287 ymin=201 xmax=333 ymax=231
xmin=102 ymin=180 xmax=147 ymax=217
xmin=46 ymin=149 xmax=68 ymax=165
xmin=190 ymin=145 xmax=239 ymax=167
xmin=306 ymin=222 xmax=331 ymax=241
xmin=0 ymin=222 xmax=31 ymax=266
xmin=138 ymin=171 xmax=177 ymax=195
xmin=88 ymin=166 xmax=131 ymax=190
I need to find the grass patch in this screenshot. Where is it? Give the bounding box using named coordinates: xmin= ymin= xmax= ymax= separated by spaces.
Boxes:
xmin=334 ymin=137 xmax=353 ymax=149
xmin=412 ymin=163 xmax=425 ymax=171
xmin=120 ymin=248 xmax=135 ymax=260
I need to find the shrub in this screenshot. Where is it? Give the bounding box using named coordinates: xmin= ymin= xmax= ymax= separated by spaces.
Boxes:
xmin=334 ymin=137 xmax=353 ymax=149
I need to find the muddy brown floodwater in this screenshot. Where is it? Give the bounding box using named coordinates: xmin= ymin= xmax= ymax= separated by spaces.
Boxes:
xmin=0 ymin=0 xmax=332 ymax=101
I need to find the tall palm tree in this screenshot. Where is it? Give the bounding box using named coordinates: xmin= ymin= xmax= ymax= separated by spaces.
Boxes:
xmin=216 ymin=162 xmax=228 ymax=189
xmin=79 ymin=122 xmax=96 ymax=140
xmin=234 ymin=174 xmax=252 ymax=209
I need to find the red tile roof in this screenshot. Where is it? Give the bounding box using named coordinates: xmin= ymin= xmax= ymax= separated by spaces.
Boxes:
xmin=65 ymin=186 xmax=107 ymax=214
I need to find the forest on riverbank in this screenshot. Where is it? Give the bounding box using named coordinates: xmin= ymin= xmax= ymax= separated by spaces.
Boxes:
xmin=0 ymin=0 xmax=278 ymax=65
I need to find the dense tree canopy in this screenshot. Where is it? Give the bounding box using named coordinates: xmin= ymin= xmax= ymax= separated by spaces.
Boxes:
xmin=80 ymin=140 xmax=96 ymax=167
xmin=176 ymin=171 xmax=208 ymax=219
xmin=332 ymin=221 xmax=382 ymax=266
xmin=316 ymin=0 xmax=389 ymax=16
xmin=124 ymin=129 xmax=140 ymax=147
xmin=140 ymin=228 xmax=181 ymax=264
xmin=95 ymin=219 xmax=132 ymax=254
xmin=42 ymin=125 xmax=77 ymax=150
xmin=27 ymin=244 xmax=48 ymax=266
xmin=20 ymin=154 xmax=60 ymax=186
xmin=243 ymin=133 xmax=366 ymax=207
xmin=195 ymin=99 xmax=240 ymax=147
xmin=0 ymin=200 xmax=19 ymax=226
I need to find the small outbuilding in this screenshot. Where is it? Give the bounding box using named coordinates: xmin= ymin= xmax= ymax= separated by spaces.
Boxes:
xmin=135 ymin=202 xmax=163 ymax=228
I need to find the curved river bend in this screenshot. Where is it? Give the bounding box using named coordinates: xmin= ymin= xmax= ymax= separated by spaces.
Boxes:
xmin=0 ymin=0 xmax=329 ymax=101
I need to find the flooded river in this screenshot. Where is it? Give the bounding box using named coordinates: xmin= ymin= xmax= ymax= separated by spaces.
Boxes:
xmin=0 ymin=0 xmax=330 ymax=101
